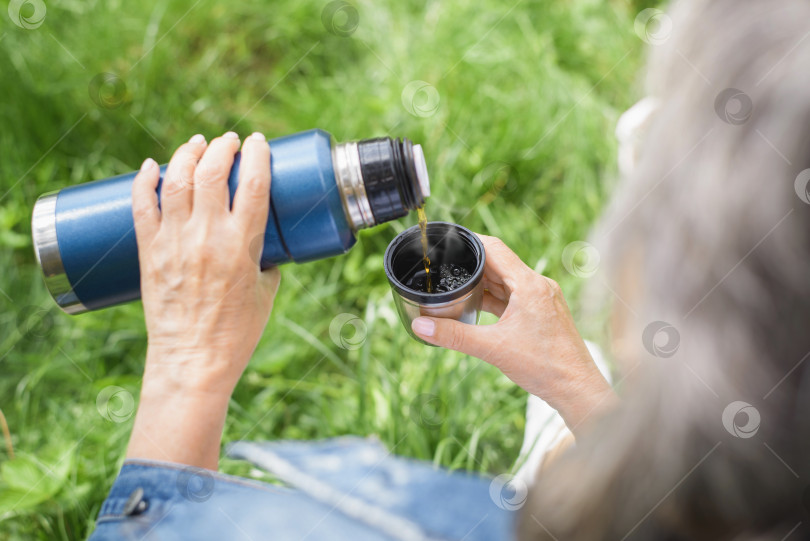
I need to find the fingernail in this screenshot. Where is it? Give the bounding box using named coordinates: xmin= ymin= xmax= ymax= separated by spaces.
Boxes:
xmin=140 ymin=158 xmax=157 ymax=171
xmin=249 ymin=131 xmax=266 ymax=142
xmin=223 ymin=131 xmax=240 ymax=140
xmin=412 ymin=317 xmax=435 ymax=337
xmin=189 ymin=133 xmax=206 ymax=145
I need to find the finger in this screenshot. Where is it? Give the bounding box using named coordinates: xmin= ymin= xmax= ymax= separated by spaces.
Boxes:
xmin=482 ymin=275 xmax=510 ymax=303
xmin=161 ymin=134 xmax=207 ymax=225
xmin=482 ymin=290 xmax=507 ymax=317
xmin=192 ymin=131 xmax=240 ymax=220
xmin=232 ymin=132 xmax=271 ymax=239
xmin=475 ymin=234 xmax=535 ymax=292
xmin=411 ymin=316 xmax=499 ymax=359
xmin=132 ymin=158 xmax=161 ymax=245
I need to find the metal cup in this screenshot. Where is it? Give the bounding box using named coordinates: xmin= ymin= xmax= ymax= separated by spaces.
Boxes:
xmin=383 ymin=222 xmax=486 ymax=344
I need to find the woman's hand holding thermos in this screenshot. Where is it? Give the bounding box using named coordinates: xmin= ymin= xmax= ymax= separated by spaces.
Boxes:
xmin=127 ymin=132 xmax=281 ymax=470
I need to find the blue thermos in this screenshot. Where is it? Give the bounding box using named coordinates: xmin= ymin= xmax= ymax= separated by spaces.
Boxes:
xmin=32 ymin=129 xmax=431 ymax=314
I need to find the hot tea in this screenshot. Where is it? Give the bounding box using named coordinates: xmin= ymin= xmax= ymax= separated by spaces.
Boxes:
xmin=416 ymin=206 xmax=432 ymax=292
xmin=410 ymin=208 xmax=474 ymax=294
xmin=404 ymin=262 xmax=473 ymax=293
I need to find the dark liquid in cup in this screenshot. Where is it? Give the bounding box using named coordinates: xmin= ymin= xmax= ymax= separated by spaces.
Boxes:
xmin=405 ymin=263 xmax=473 ymax=293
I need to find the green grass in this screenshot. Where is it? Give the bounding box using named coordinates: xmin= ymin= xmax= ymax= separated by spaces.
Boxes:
xmin=0 ymin=0 xmax=646 ymax=538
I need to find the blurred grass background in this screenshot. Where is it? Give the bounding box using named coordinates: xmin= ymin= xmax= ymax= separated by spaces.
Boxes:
xmin=0 ymin=0 xmax=651 ymax=538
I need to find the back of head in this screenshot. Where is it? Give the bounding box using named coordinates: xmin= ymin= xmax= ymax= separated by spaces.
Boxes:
xmin=519 ymin=1 xmax=810 ymax=539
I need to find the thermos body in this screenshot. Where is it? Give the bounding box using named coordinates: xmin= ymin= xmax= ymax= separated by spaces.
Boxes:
xmin=33 ymin=129 xmax=430 ymax=314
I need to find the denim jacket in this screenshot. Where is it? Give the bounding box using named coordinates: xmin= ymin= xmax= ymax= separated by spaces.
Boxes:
xmin=89 ymin=437 xmax=518 ymax=540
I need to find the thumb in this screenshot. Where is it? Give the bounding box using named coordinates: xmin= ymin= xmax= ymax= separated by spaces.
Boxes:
xmin=411 ymin=316 xmax=493 ymax=358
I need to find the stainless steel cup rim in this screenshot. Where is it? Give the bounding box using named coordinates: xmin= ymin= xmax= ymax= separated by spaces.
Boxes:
xmin=383 ymin=221 xmax=485 ymax=305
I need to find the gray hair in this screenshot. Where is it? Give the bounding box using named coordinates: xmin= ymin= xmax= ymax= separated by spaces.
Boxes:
xmin=519 ymin=1 xmax=810 ymax=539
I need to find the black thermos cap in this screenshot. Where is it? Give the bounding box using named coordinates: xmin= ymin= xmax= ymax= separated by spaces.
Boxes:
xmin=357 ymin=137 xmax=426 ymax=223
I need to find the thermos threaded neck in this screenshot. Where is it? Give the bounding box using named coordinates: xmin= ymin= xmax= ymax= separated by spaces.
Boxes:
xmin=334 ymin=137 xmax=430 ymax=231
